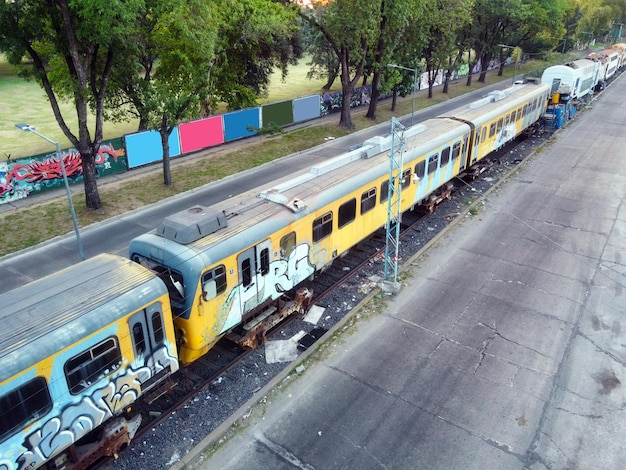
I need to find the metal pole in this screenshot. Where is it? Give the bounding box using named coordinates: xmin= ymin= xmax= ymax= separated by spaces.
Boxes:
xmin=15 ymin=124 xmax=85 ymax=260
xmin=411 ymin=67 xmax=416 ymax=126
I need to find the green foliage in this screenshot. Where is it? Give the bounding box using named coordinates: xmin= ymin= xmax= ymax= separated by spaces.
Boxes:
xmin=209 ymin=0 xmax=302 ymax=111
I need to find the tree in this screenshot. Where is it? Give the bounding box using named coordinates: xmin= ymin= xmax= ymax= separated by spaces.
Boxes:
xmin=0 ymin=0 xmax=142 ymax=211
xmin=421 ymin=0 xmax=472 ymax=98
xmin=204 ymin=0 xmax=301 ymax=114
xmin=107 ymin=0 xmax=298 ymax=187
xmin=298 ymin=0 xmax=381 ymax=129
xmin=364 ymin=0 xmax=422 ymax=120
xmin=304 ymin=26 xmax=340 ymax=91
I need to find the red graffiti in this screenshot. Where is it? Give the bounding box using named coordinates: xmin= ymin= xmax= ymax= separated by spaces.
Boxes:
xmin=10 ymin=152 xmax=82 ymax=184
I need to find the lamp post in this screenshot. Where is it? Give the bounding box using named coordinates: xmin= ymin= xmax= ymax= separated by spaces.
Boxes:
xmin=15 ymin=124 xmax=85 ymax=260
xmin=497 ymin=44 xmax=519 ymax=85
xmin=387 ymin=63 xmax=418 ymax=126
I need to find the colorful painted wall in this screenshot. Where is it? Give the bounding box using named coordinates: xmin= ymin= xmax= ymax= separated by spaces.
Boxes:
xmin=0 ymin=138 xmax=127 ymax=205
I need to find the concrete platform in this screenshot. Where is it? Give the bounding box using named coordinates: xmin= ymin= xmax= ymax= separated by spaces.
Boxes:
xmin=177 ymin=74 xmax=626 ymax=469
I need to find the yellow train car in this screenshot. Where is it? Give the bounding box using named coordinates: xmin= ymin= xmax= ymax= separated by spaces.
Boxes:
xmin=0 ymin=254 xmax=178 ymax=470
xmin=129 ymin=80 xmax=550 ymax=366
xmin=443 ymin=80 xmax=550 ymax=166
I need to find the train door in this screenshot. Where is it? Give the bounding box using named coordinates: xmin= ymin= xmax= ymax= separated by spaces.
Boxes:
xmin=471 ymin=127 xmax=481 ymax=165
xmin=129 ymin=303 xmax=169 ymax=389
xmin=237 ymin=239 xmax=272 ymax=314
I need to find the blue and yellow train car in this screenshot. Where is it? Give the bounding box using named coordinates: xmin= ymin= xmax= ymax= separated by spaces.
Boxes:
xmin=0 ymin=254 xmax=178 ymax=470
xmin=129 ymin=80 xmax=549 ymax=366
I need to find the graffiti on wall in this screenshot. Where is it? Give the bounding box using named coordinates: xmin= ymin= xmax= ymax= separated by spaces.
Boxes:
xmin=0 ymin=139 xmax=127 ymax=205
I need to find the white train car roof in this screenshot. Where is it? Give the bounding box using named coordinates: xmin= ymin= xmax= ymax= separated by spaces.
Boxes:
xmin=444 ymin=81 xmax=550 ymax=125
xmin=132 ymin=116 xmax=471 ymax=267
xmin=0 ymin=254 xmax=167 ymax=382
xmin=541 ymin=59 xmax=598 ymax=98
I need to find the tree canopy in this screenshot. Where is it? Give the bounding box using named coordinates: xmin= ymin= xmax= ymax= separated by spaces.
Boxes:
xmin=0 ymin=0 xmax=143 ymax=211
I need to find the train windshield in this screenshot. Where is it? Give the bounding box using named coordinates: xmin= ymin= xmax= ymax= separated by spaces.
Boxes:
xmin=132 ymin=254 xmax=186 ymax=316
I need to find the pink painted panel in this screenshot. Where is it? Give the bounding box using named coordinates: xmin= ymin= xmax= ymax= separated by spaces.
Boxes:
xmin=179 ymin=116 xmax=225 ymax=153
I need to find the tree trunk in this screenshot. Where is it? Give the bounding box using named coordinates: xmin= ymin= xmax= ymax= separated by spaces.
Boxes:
xmin=80 ymin=146 xmax=102 ymax=210
xmin=478 ymin=54 xmax=490 ymax=83
xmin=338 ymin=46 xmax=359 ymax=129
xmin=321 ymin=63 xmax=339 ymax=91
xmin=160 ymin=128 xmax=172 ymax=187
xmin=497 ymin=56 xmax=505 ymax=76
xmin=366 ymin=68 xmax=381 ymax=120
xmin=339 ymin=81 xmax=354 ymax=129
xmin=391 ymin=90 xmax=397 ymax=111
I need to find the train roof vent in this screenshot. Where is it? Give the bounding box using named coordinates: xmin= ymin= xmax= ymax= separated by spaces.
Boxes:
xmin=157 ymin=205 xmax=228 ymax=244
xmin=363 ymin=135 xmax=391 ymax=157
xmin=469 ymin=89 xmax=511 ymax=109
xmin=487 ymin=90 xmax=507 ymax=101
xmin=258 ymin=189 xmax=307 ymax=213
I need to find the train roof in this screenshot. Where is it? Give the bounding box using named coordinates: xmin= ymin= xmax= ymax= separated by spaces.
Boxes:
xmin=131 ymin=116 xmax=470 ymax=268
xmin=0 ymin=254 xmax=167 ymax=382
xmin=445 ymin=81 xmax=550 ymax=124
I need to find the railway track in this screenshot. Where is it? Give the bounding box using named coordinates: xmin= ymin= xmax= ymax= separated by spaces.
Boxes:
xmin=106 ymin=129 xmax=552 ymax=470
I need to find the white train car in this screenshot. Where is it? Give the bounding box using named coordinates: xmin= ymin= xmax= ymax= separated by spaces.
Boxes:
xmin=540 ymin=59 xmax=600 ymax=101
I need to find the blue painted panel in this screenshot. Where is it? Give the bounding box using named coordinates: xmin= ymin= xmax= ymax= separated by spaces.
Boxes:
xmin=223 ymin=108 xmax=261 ymax=142
xmin=125 ymin=128 xmax=181 ymax=169
xmin=293 ymin=95 xmax=321 ymax=123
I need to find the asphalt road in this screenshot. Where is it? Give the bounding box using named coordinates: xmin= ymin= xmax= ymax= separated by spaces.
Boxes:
xmin=182 ymin=73 xmax=626 ymax=469
xmin=0 ymin=79 xmax=510 ymax=294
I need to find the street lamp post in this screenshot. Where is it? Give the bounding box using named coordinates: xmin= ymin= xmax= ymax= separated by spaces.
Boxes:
xmin=497 ymin=44 xmax=519 ymax=85
xmin=15 ymin=123 xmax=85 ymax=260
xmin=387 ymin=63 xmax=418 ymax=126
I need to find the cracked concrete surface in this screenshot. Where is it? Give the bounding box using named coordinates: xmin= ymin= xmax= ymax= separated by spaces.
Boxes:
xmin=186 ymin=77 xmax=626 ymax=470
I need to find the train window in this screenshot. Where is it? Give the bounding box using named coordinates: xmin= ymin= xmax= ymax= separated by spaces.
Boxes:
xmin=427 ymin=154 xmax=438 ymax=174
xmin=523 ymin=104 xmax=528 ymax=116
xmin=496 ymin=118 xmax=503 ymax=133
xmin=400 ymin=169 xmax=411 ymax=189
xmin=65 ymin=338 xmax=122 ymax=395
xmin=504 ymin=115 xmax=510 ymax=126
xmin=339 ymin=199 xmax=356 ymax=228
xmin=532 ymin=98 xmax=537 ymax=111
xmin=0 ymin=377 xmax=52 ymax=442
xmin=452 ymin=142 xmax=461 ymax=160
xmin=380 ymin=180 xmax=389 ymax=203
xmin=260 ymin=248 xmax=270 ymax=275
xmin=241 ymin=258 xmax=252 ymax=286
xmin=151 ymin=311 xmax=165 ymax=344
xmin=440 ymin=147 xmax=450 ymax=166
xmin=203 ymin=265 xmax=227 ymax=296
xmin=133 ymin=323 xmax=146 ymax=355
xmin=489 ymin=122 xmax=496 ymax=138
xmin=280 ymin=232 xmax=296 ymax=258
xmin=474 ymin=127 xmax=481 ymax=145
xmin=313 ymin=212 xmax=333 ymax=242
xmin=517 ymin=107 xmax=523 ymax=120
xmin=481 ymin=127 xmax=487 ymax=142
xmin=510 ymin=111 xmax=516 ymax=122
xmin=360 ymin=188 xmax=376 ymax=214
xmin=414 ymin=161 xmax=426 ymax=181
